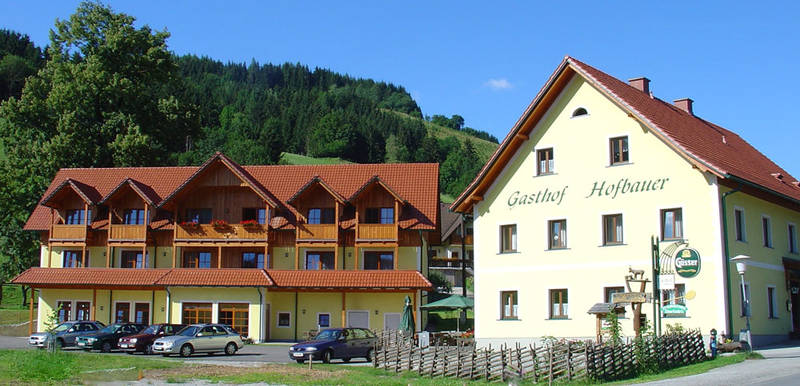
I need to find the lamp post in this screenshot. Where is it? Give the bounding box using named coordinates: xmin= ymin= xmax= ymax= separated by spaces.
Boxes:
xmin=730 ymin=254 xmax=752 ymax=351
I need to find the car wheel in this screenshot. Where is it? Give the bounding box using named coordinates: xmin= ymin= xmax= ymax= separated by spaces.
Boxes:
xmin=55 ymin=339 xmax=64 ymax=350
xmin=224 ymin=342 xmax=237 ymax=356
xmin=101 ymin=342 xmax=112 ymax=353
xmin=322 ymin=349 xmax=332 ymax=364
xmin=179 ymin=344 xmax=193 ymax=358
xmin=145 ymin=344 xmax=153 ymax=355
xmin=295 ymin=359 xmax=305 ymax=364
xmin=365 ymin=348 xmax=374 ymax=362
xmin=342 ymin=357 xmax=351 ymax=363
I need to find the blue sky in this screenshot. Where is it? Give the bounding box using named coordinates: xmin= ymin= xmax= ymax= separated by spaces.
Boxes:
xmin=3 ymin=1 xmax=800 ymax=176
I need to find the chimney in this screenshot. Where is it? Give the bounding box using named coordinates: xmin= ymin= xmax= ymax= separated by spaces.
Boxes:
xmin=674 ymin=98 xmax=694 ymax=115
xmin=628 ymin=77 xmax=650 ymax=94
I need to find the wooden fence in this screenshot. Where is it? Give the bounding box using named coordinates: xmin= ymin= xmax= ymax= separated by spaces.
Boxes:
xmin=373 ymin=330 xmax=706 ymax=383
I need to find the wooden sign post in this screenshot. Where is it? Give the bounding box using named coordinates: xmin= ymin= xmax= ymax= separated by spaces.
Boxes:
xmin=614 ymin=267 xmax=651 ymax=337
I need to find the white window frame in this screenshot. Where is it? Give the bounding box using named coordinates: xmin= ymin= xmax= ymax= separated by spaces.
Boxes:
xmin=766 ymin=285 xmax=779 ymax=319
xmin=762 ymin=215 xmax=773 ymax=248
xmin=276 ymin=311 xmax=292 ymax=328
xmin=316 ymin=312 xmax=331 ymax=329
xmin=56 ymin=299 xmax=92 ymax=322
xmin=734 ymin=206 xmax=747 ymax=242
xmin=346 ymin=310 xmax=370 ymax=329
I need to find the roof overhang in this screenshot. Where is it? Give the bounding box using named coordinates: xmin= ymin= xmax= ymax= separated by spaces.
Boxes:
xmin=99 ymin=178 xmax=158 ymax=206
xmin=349 ymin=176 xmax=407 ymax=204
xmin=40 ymin=179 xmax=97 ymax=208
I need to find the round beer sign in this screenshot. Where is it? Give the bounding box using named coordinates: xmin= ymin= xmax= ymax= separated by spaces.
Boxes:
xmin=674 ymin=248 xmax=701 ymax=278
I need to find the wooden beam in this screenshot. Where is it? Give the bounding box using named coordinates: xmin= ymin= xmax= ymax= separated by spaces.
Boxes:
xmin=91 ymin=289 xmax=97 ymax=321
xmin=143 ymin=203 xmax=149 ymax=268
xmin=217 ymin=245 xmax=222 ymax=269
xmin=341 ymin=292 xmax=346 ymax=328
xmin=172 ymin=210 xmax=178 ymax=268
xmin=516 ymin=132 xmax=529 ymax=140
xmin=28 ymin=287 xmax=34 ymax=335
xmin=394 ymin=245 xmax=399 ymax=270
xmin=334 ymin=202 xmax=339 ymax=270
xmin=411 ymin=291 xmax=417 ymax=332
xmin=294 ymin=247 xmax=300 ymax=270
xmin=354 ymin=246 xmax=359 ymax=270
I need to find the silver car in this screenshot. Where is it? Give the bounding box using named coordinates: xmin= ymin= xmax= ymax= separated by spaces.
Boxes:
xmin=152 ymin=324 xmax=244 ymax=357
xmin=29 ymin=321 xmax=105 ymax=348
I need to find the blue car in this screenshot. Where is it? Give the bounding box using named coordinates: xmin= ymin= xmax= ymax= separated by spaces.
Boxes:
xmin=288 ymin=328 xmax=376 ymax=363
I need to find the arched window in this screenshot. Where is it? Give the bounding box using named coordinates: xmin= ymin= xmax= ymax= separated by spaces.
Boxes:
xmin=571 ymin=107 xmax=588 ymax=118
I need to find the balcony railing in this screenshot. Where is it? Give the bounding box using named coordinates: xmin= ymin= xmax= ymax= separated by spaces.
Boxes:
xmin=429 ymin=257 xmax=473 ymax=269
xmin=175 ymin=223 xmax=268 ymax=241
xmin=50 ymin=224 xmax=86 ymax=241
xmin=297 ymin=224 xmax=337 ymax=241
xmin=356 ymin=223 xmax=397 ymax=241
xmin=109 ymin=224 xmax=146 ymax=241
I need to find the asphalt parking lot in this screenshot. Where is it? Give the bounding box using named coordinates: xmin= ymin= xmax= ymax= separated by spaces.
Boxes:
xmin=0 ymin=335 xmax=370 ymax=365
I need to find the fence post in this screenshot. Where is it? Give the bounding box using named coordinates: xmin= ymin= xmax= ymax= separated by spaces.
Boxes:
xmin=548 ymin=345 xmax=553 ymax=386
xmin=567 ymin=341 xmax=572 ymax=381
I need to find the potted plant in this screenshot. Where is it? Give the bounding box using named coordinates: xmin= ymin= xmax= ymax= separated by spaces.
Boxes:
xmin=180 ymin=220 xmax=199 ymax=229
xmin=240 ymin=219 xmax=261 ymax=229
xmin=211 ymin=219 xmax=229 ymax=229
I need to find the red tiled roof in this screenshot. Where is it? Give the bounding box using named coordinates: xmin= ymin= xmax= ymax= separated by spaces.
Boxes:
xmin=11 ymin=268 xmax=171 ymax=288
xmin=156 ymin=268 xmax=272 ymax=287
xmin=24 ymin=157 xmax=438 ymax=232
xmin=453 ymin=56 xmax=800 ymax=211
xmin=266 ymin=270 xmax=432 ymax=290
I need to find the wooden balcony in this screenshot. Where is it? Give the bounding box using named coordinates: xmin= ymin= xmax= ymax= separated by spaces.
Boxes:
xmin=356 ymin=223 xmax=397 ymax=242
xmin=174 ymin=223 xmax=268 ymax=245
xmin=109 ymin=224 xmax=146 ymax=242
xmin=297 ymin=224 xmax=337 ymax=242
xmin=50 ymin=224 xmax=87 ymax=242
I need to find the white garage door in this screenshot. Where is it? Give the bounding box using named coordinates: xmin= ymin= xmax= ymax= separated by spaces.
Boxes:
xmin=347 ymin=311 xmax=370 ymax=329
xmin=384 ymin=313 xmax=401 ymax=330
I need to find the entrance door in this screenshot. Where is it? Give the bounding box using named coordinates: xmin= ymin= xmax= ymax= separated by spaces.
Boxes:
xmin=791 ymin=282 xmax=800 ymax=333
xmin=134 ymin=303 xmax=150 ymax=324
xmin=76 ymin=302 xmax=91 ymax=321
xmin=115 ymin=302 xmax=130 ymax=323
xmin=347 ymin=311 xmax=369 ymax=329
xmin=57 ymin=301 xmax=72 ymax=322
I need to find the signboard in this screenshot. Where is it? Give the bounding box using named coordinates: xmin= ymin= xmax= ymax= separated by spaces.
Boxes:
xmin=418 ymin=331 xmax=430 ymax=348
xmin=661 ymin=304 xmax=687 ymax=314
xmin=674 ymin=248 xmax=701 ymax=278
xmin=659 ymin=274 xmax=675 ymax=290
xmin=611 ymin=292 xmax=648 ymax=303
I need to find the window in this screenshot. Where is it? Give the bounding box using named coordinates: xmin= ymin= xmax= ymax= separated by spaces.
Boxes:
xmin=734 ymin=208 xmax=746 ymax=241
xmin=76 ymin=302 xmax=91 ymax=321
xmin=307 ymin=208 xmax=335 ymax=224
xmin=242 ymin=208 xmax=267 ymax=224
xmin=662 ymin=284 xmax=686 ymax=317
xmin=306 ymin=252 xmax=335 ymax=270
xmin=318 ymin=313 xmax=331 ymax=328
xmin=789 ymin=224 xmax=798 ymax=253
xmin=365 ymin=207 xmax=394 ymax=224
xmin=121 ymin=251 xmax=145 ymax=268
xmin=604 ymin=287 xmax=626 ymax=316
xmin=603 ymin=214 xmax=623 ymax=245
xmin=572 ymin=107 xmax=588 ymax=117
xmin=739 ymin=282 xmax=751 ymax=317
xmin=277 ymin=312 xmax=291 ymax=327
xmin=537 ymin=148 xmax=554 ymax=175
xmin=182 ymin=303 xmax=212 ymax=324
xmin=364 ymin=252 xmax=394 ymax=270
xmin=183 ymin=252 xmax=211 ymax=268
xmin=767 ymin=287 xmax=778 ymax=319
xmin=185 ymin=208 xmax=212 ymax=224
xmin=57 ymin=301 xmax=72 ymax=322
xmin=242 ymin=252 xmax=265 ymax=268
xmin=63 ymin=251 xmax=82 ymax=268
xmin=219 ymin=303 xmax=249 ymax=336
xmin=549 ymin=289 xmax=569 ymax=319
xmin=660 ymin=208 xmax=683 ymax=240
xmin=609 ymin=136 xmax=629 ymax=165
xmin=65 ymin=209 xmax=91 ymax=225
xmin=762 ymin=216 xmax=772 ymax=248
xmin=134 ymin=303 xmax=149 ymax=324
xmin=548 ymin=220 xmax=567 ymax=249
xmin=500 ymin=291 xmax=518 ymax=320
xmin=500 ymin=224 xmax=517 ymax=252
xmin=123 ymin=209 xmax=145 ymax=225
xmin=115 ymin=302 xmax=130 ymax=323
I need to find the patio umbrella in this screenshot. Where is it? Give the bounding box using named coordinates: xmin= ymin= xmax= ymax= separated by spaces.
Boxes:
xmin=398 ymin=295 xmax=415 ymax=335
xmin=420 ymin=294 xmax=474 ymax=331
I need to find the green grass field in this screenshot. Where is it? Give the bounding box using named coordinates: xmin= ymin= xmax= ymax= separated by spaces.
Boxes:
xmin=386 ymin=110 xmax=499 ymax=162
xmin=280 ymin=152 xmax=352 ymax=165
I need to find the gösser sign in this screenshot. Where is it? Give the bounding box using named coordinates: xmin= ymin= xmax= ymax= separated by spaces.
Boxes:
xmin=675 ymin=248 xmax=701 ymax=278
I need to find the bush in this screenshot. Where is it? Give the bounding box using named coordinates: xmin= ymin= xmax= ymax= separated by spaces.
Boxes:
xmin=427 ymin=271 xmax=452 ymax=293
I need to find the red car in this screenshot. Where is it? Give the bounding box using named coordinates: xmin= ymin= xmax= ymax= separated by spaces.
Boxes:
xmin=118 ymin=324 xmax=186 ymax=354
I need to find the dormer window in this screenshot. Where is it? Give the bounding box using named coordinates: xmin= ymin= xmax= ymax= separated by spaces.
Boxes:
xmin=307 ymin=208 xmax=335 ymax=224
xmin=65 ymin=209 xmax=91 ymax=225
xmin=123 ymin=209 xmax=146 ymax=225
xmin=571 ymin=107 xmax=588 ymax=118
xmin=365 ymin=207 xmax=394 ymax=224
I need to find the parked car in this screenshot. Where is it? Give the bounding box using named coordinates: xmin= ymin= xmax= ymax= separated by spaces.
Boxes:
xmin=28 ymin=321 xmax=105 ymax=349
xmin=288 ymin=327 xmax=376 ymax=363
xmin=152 ymin=324 xmax=244 ymax=357
xmin=75 ymin=323 xmax=146 ymax=352
xmin=118 ymin=323 xmax=186 ymax=354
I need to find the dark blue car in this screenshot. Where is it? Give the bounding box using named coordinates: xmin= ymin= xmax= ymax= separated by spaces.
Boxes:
xmin=288 ymin=328 xmax=376 ymax=363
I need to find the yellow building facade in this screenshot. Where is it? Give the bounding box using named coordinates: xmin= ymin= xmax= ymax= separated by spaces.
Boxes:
xmin=452 ymin=57 xmax=800 ymax=348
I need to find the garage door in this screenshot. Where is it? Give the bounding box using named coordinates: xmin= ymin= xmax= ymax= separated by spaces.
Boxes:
xmin=347 ymin=311 xmax=369 ymax=329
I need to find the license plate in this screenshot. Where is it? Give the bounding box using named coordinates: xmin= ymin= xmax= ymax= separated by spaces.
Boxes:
xmin=120 ymin=344 xmax=128 ymax=348
xmin=292 ymin=352 xmax=304 ymax=357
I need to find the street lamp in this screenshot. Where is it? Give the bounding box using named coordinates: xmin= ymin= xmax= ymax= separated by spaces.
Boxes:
xmin=730 ymin=254 xmax=752 ymax=351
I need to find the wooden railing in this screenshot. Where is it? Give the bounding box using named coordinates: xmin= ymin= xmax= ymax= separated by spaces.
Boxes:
xmin=175 ymin=224 xmax=268 ymax=240
xmin=297 ymin=224 xmax=337 ymax=241
xmin=109 ymin=224 xmax=146 ymax=240
xmin=357 ymin=223 xmax=397 ymax=240
xmin=50 ymin=224 xmax=86 ymax=240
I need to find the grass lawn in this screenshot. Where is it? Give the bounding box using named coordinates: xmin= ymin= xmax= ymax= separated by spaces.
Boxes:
xmin=280 ymin=152 xmax=352 ymax=165
xmin=599 ymin=352 xmax=757 ymax=385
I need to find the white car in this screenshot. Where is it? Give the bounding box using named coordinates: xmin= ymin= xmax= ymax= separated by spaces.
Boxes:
xmin=152 ymin=324 xmax=244 ymax=357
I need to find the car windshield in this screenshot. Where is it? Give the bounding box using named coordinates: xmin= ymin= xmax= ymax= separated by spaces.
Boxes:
xmin=178 ymin=326 xmax=200 ymax=336
xmin=313 ymin=330 xmax=340 ymax=341
xmin=98 ymin=324 xmax=123 ymax=334
xmin=140 ymin=325 xmax=158 ymax=335
xmin=52 ymin=323 xmax=72 ymax=332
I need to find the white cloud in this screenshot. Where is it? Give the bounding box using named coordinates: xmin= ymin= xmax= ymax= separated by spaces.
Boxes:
xmin=485 ymin=78 xmax=513 ymax=90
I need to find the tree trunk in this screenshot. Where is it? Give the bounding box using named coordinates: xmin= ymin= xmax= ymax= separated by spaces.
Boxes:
xmin=21 ymin=285 xmax=28 ymax=307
